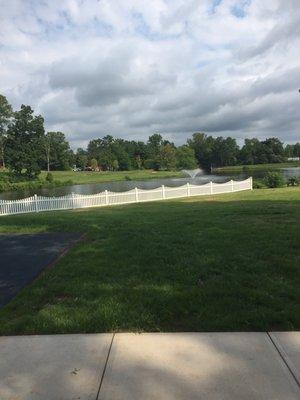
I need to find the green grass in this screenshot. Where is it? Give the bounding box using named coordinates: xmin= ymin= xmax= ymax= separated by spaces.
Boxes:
xmin=214 ymin=161 xmax=300 ymax=173
xmin=40 ymin=169 xmax=183 ymax=184
xmin=0 ymin=169 xmax=183 ymax=193
xmin=0 ymin=187 xmax=299 ymax=334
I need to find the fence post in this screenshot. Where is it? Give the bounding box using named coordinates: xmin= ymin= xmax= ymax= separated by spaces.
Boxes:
xmin=34 ymin=194 xmax=39 ymax=213
xmin=210 ymin=181 xmax=213 ymax=195
xmin=250 ymin=177 xmax=253 ymax=190
xmin=231 ymin=180 xmax=234 ymax=192
xmin=162 ymin=185 xmax=166 ymax=200
xmin=105 ymin=190 xmax=109 ymax=205
xmin=135 ymin=187 xmax=139 ymax=202
xmin=187 ymin=182 xmax=190 ymax=197
xmin=72 ymin=192 xmax=75 ymax=209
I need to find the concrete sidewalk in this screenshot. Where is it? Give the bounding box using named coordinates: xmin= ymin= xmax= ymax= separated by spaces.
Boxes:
xmin=0 ymin=332 xmax=299 ymax=400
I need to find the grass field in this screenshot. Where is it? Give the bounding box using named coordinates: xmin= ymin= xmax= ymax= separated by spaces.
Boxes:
xmin=0 ymin=169 xmax=184 ymax=193
xmin=40 ymin=169 xmax=183 ymax=184
xmin=0 ymin=187 xmax=299 ymax=334
xmin=214 ymin=161 xmax=300 ymax=173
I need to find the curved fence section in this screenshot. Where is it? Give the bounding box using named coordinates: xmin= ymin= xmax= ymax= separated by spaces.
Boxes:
xmin=0 ymin=177 xmax=252 ymax=216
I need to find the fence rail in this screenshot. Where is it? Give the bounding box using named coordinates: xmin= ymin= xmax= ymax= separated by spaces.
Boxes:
xmin=0 ymin=178 xmax=252 ymax=216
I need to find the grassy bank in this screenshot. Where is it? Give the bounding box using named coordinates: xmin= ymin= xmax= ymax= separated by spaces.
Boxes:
xmin=0 ymin=169 xmax=184 ymax=193
xmin=214 ymin=161 xmax=300 ymax=173
xmin=39 ymin=169 xmax=183 ymax=184
xmin=0 ymin=187 xmax=299 ymax=334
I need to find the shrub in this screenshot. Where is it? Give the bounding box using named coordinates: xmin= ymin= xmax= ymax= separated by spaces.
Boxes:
xmin=45 ymin=172 xmax=54 ymax=183
xmin=125 ymin=175 xmax=132 ymax=181
xmin=253 ymin=179 xmax=264 ymax=189
xmin=263 ymin=171 xmax=285 ymax=188
xmin=287 ymin=176 xmax=299 ymax=186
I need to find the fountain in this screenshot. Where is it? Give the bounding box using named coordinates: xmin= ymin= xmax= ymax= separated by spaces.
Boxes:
xmin=182 ymin=168 xmax=204 ymax=179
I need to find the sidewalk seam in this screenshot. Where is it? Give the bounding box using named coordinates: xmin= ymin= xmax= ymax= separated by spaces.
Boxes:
xmin=267 ymin=332 xmax=300 ymax=388
xmin=96 ymin=333 xmax=115 ymax=400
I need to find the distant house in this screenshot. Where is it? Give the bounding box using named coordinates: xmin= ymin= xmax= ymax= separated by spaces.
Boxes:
xmin=287 ymin=157 xmax=300 ymax=161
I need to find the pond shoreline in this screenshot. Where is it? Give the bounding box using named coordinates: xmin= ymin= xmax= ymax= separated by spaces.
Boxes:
xmin=213 ymin=161 xmax=300 ymax=173
xmin=0 ymin=170 xmax=184 ymax=194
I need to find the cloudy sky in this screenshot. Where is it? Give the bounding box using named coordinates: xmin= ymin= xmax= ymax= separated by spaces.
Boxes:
xmin=1 ymin=0 xmax=299 ymax=148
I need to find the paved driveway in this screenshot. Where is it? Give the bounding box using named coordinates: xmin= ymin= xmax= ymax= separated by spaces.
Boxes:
xmin=0 ymin=233 xmax=82 ymax=308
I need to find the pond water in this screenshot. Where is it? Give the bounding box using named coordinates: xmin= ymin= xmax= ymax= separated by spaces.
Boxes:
xmin=0 ymin=167 xmax=299 ymax=201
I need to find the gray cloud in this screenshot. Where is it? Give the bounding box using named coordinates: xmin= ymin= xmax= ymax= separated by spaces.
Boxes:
xmin=1 ymin=0 xmax=300 ymax=148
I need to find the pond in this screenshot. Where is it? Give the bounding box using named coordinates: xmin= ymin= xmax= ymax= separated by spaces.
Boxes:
xmin=0 ymin=167 xmax=299 ymax=201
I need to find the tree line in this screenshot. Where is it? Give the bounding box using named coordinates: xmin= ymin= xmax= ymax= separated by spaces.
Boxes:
xmin=0 ymin=94 xmax=299 ymax=178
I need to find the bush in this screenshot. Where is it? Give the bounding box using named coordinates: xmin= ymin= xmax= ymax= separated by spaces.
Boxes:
xmin=287 ymin=176 xmax=298 ymax=186
xmin=125 ymin=175 xmax=132 ymax=181
xmin=45 ymin=172 xmax=54 ymax=183
xmin=253 ymin=179 xmax=264 ymax=189
xmin=263 ymin=171 xmax=285 ymax=188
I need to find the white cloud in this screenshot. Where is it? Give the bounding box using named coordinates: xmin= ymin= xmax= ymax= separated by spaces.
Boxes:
xmin=0 ymin=0 xmax=299 ymax=149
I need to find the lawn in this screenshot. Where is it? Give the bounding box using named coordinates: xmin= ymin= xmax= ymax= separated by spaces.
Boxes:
xmin=40 ymin=169 xmax=184 ymax=184
xmin=0 ymin=187 xmax=299 ymax=334
xmin=214 ymin=161 xmax=300 ymax=173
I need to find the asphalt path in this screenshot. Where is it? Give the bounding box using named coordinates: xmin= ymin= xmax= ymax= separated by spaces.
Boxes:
xmin=0 ymin=233 xmax=82 ymax=308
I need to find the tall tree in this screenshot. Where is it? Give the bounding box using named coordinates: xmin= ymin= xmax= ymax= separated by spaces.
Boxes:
xmin=0 ymin=94 xmax=13 ymax=168
xmin=176 ymin=145 xmax=197 ymax=169
xmin=6 ymin=105 xmax=45 ymax=178
xmin=75 ymin=148 xmax=88 ymax=169
xmin=158 ymin=144 xmax=177 ymax=170
xmin=212 ymin=137 xmax=239 ymax=167
xmin=187 ymin=133 xmax=214 ymax=169
xmin=44 ymin=131 xmax=72 ymax=171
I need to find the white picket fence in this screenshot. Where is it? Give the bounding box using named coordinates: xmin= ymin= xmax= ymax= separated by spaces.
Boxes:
xmin=0 ymin=178 xmax=252 ymax=216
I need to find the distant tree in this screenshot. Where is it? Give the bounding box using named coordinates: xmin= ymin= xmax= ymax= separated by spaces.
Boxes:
xmin=147 ymin=134 xmax=163 ymax=159
xmin=90 ymin=158 xmax=98 ymax=171
xmin=284 ymin=144 xmax=294 ymax=158
xmin=6 ymin=105 xmax=45 ymax=178
xmin=75 ymin=148 xmax=88 ymax=169
xmin=294 ymin=143 xmax=300 ymax=157
xmin=285 ymin=143 xmax=300 ymax=158
xmin=262 ymin=138 xmax=284 ymax=163
xmin=212 ymin=137 xmax=239 ymax=167
xmin=187 ymin=133 xmax=214 ymax=169
xmin=44 ymin=132 xmax=72 ymax=171
xmin=0 ymin=94 xmax=13 ymax=168
xmin=176 ymin=145 xmax=197 ymax=169
xmin=239 ymin=138 xmax=262 ymax=164
xmin=158 ymin=144 xmax=177 ymax=170
xmin=112 ymin=159 xmax=119 ymax=171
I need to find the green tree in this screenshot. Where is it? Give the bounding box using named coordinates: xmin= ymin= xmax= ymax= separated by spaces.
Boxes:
xmin=112 ymin=159 xmax=119 ymax=171
xmin=6 ymin=105 xmax=45 ymax=178
xmin=0 ymin=94 xmax=13 ymax=169
xmin=90 ymin=158 xmax=98 ymax=171
xmin=147 ymin=133 xmax=163 ymax=159
xmin=158 ymin=144 xmax=177 ymax=170
xmin=262 ymin=138 xmax=284 ymax=163
xmin=212 ymin=137 xmax=239 ymax=167
xmin=187 ymin=133 xmax=214 ymax=169
xmin=176 ymin=145 xmax=197 ymax=169
xmin=44 ymin=131 xmax=72 ymax=171
xmin=75 ymin=148 xmax=88 ymax=170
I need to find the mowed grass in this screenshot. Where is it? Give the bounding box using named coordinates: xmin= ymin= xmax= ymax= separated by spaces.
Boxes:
xmin=40 ymin=169 xmax=183 ymax=184
xmin=0 ymin=187 xmax=299 ymax=334
xmin=214 ymin=161 xmax=300 ymax=173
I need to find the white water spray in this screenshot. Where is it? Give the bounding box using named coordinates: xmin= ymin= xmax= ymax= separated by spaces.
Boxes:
xmin=182 ymin=168 xmax=204 ymax=179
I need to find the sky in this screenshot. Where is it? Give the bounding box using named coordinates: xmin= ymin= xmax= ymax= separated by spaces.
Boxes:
xmin=0 ymin=0 xmax=299 ymax=149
